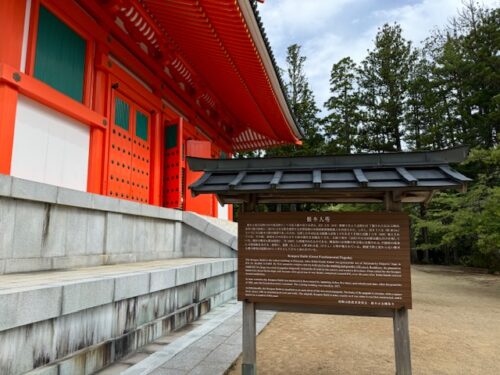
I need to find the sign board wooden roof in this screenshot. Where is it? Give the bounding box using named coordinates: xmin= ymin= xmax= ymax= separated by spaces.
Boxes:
xmin=187 ymin=146 xmax=471 ymax=204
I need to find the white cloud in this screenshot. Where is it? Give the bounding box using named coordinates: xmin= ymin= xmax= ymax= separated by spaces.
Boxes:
xmin=258 ymin=0 xmax=500 ymax=113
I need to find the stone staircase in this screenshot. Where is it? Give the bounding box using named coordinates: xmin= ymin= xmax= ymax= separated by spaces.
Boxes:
xmin=0 ymin=175 xmax=240 ymax=375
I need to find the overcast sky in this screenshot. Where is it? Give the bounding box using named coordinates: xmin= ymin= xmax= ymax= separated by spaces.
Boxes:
xmin=258 ymin=0 xmax=499 ymax=110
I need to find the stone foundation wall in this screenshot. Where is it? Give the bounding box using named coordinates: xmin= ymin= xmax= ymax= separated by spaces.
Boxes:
xmin=0 ymin=259 xmax=237 ymax=375
xmin=0 ymin=174 xmax=237 ymax=274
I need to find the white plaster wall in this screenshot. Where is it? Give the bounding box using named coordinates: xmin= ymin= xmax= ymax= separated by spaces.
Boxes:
xmin=217 ymin=201 xmax=228 ymax=220
xmin=11 ymin=95 xmax=89 ymax=191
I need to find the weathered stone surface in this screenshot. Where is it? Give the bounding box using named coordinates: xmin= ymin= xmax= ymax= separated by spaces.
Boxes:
xmin=62 ymin=278 xmax=114 ymax=315
xmin=91 ymin=193 xmax=120 ymax=213
xmin=205 ymin=224 xmax=234 ymax=247
xmin=176 ymin=265 xmax=195 ymax=285
xmin=121 ymin=216 xmax=135 ymax=255
xmin=86 ymin=211 xmax=105 ymax=255
xmin=143 ymin=219 xmax=156 ymax=254
xmin=12 ymin=200 xmax=46 ymax=258
xmin=0 ymin=197 xmax=15 ymax=259
xmin=4 ymin=257 xmax=53 ymax=273
xmin=65 ymin=208 xmax=88 ymax=256
xmin=182 ymin=226 xmax=220 ymax=258
xmin=0 ymin=286 xmax=62 ymax=331
xmin=230 ymin=236 xmax=238 ymax=251
xmin=195 ymin=263 xmax=212 ymax=281
xmin=58 ymin=353 xmax=86 ymax=375
xmin=114 ymin=273 xmax=150 ymax=301
xmin=0 ymin=319 xmax=55 ymax=375
xmin=154 ymin=221 xmax=174 ymax=253
xmin=220 ymin=245 xmax=236 ymax=258
xmin=56 ymin=187 xmax=92 ymax=209
xmin=223 ymin=259 xmax=235 ymax=273
xmin=118 ymin=199 xmax=143 ymax=216
xmin=160 ymin=347 xmax=211 ymax=371
xmin=182 ymin=212 xmax=209 ymax=233
xmin=42 ymin=205 xmax=67 ymax=257
xmin=52 ymin=255 xmax=105 ymax=270
xmin=150 ymin=269 xmax=176 ymax=292
xmin=132 ymin=218 xmax=146 ymax=253
xmin=105 ymin=213 xmax=123 ymax=254
xmin=140 ymin=203 xmax=160 ymax=218
xmin=211 ymin=261 xmax=224 ymax=277
xmin=105 ymin=254 xmax=136 ymax=264
xmin=176 ymin=284 xmax=195 ymax=309
xmin=173 ymin=222 xmax=182 ymax=254
xmin=0 ymin=173 xmax=12 ymax=196
xmin=11 ymin=178 xmax=57 ymax=203
xmin=158 ymin=207 xmax=181 ymax=221
xmin=27 ymin=365 xmax=59 ymax=375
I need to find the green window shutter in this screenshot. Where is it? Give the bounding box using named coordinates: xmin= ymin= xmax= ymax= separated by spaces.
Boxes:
xmin=165 ymin=125 xmax=178 ymax=149
xmin=165 ymin=125 xmax=177 ymax=149
xmin=114 ymin=97 xmax=130 ymax=130
xmin=136 ymin=111 xmax=148 ymax=141
xmin=34 ymin=6 xmax=86 ymax=102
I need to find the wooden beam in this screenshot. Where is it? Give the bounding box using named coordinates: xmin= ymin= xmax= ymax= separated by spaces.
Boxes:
xmin=312 ymin=169 xmax=322 ymax=187
xmin=0 ymin=63 xmax=106 ymax=128
xmin=396 ymin=167 xmax=417 ymax=186
xmin=353 ymin=168 xmax=368 ymax=187
xmin=438 ymin=165 xmax=466 ymax=182
xmin=385 ymin=192 xmax=412 ymax=374
xmin=270 ymin=170 xmax=283 ymax=189
xmin=242 ymin=301 xmax=256 ymax=375
xmin=189 ymin=171 xmax=212 ymax=189
xmin=393 ymin=308 xmax=412 ymax=375
xmin=229 ymin=171 xmax=246 ymax=189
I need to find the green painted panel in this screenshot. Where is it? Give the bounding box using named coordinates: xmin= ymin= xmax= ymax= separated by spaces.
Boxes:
xmin=136 ymin=111 xmax=148 ymax=141
xmin=114 ymin=97 xmax=129 ymax=130
xmin=34 ymin=6 xmax=86 ymax=102
xmin=165 ymin=125 xmax=177 ymax=149
xmin=220 ymin=151 xmax=227 ymax=159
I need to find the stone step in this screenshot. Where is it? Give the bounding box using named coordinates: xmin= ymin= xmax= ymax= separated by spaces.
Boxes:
xmin=100 ymin=300 xmax=275 ymax=375
xmin=0 ymin=258 xmax=238 ymax=375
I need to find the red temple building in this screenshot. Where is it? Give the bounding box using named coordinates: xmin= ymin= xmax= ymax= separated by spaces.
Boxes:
xmin=0 ymin=0 xmax=302 ymax=219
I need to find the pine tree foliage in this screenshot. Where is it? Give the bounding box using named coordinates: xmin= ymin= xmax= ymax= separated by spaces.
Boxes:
xmin=323 ymin=57 xmax=360 ymax=154
xmin=266 ymin=44 xmax=323 ymax=157
xmin=356 ymin=23 xmax=414 ymax=152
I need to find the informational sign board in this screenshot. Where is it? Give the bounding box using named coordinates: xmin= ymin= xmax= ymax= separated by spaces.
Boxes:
xmin=238 ymin=212 xmax=412 ymax=309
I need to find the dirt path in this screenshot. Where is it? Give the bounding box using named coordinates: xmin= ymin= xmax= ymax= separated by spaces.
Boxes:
xmin=228 ymin=265 xmax=500 ymax=375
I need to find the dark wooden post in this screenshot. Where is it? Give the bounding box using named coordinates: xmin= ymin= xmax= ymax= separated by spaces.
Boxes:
xmin=385 ymin=192 xmax=412 ymax=375
xmin=242 ymin=196 xmax=257 ymax=375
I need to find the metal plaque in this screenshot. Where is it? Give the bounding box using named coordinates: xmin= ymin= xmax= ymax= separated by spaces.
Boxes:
xmin=238 ymin=212 xmax=412 ymax=309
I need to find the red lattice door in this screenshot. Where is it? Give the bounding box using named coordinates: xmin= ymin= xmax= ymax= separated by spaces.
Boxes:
xmin=107 ymin=93 xmax=151 ymax=203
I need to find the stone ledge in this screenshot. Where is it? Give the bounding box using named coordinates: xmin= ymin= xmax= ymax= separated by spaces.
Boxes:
xmin=0 ymin=286 xmax=62 ymax=331
xmin=0 ymin=175 xmax=183 ymax=222
xmin=183 ymin=212 xmax=237 ymax=251
xmin=0 ymin=259 xmax=235 ymax=332
xmin=0 ymin=174 xmax=13 ymax=196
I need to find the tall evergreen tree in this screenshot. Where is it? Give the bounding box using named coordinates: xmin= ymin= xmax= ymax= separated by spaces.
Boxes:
xmin=428 ymin=2 xmax=499 ymax=148
xmin=404 ymin=51 xmax=448 ymax=150
xmin=323 ymin=57 xmax=360 ymax=154
xmin=357 ymin=23 xmax=414 ymax=152
xmin=266 ymin=44 xmax=323 ymax=157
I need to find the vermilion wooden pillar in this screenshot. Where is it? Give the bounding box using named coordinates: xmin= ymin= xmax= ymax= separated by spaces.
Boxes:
xmin=150 ymin=111 xmax=163 ymax=205
xmin=0 ymin=0 xmax=27 ymax=174
xmin=87 ymin=65 xmax=108 ymax=194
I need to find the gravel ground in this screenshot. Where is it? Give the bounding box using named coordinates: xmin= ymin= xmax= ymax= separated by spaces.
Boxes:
xmin=228 ymin=265 xmax=500 ymax=375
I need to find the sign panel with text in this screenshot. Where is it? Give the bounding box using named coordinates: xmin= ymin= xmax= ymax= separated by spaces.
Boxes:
xmin=238 ymin=212 xmax=412 ymax=309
